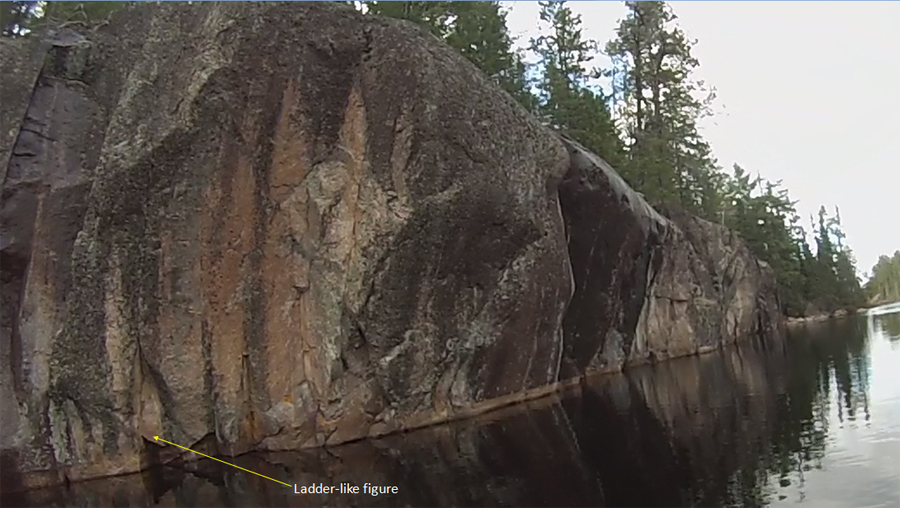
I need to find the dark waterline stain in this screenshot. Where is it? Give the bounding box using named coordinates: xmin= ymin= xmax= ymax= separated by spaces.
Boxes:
xmin=5 ymin=306 xmax=900 ymax=508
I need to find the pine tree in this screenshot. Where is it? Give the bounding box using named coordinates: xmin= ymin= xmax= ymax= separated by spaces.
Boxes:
xmin=826 ymin=208 xmax=865 ymax=307
xmin=866 ymin=252 xmax=900 ymax=304
xmin=3 ymin=0 xmax=874 ymax=319
xmin=445 ymin=1 xmax=536 ymax=110
xmin=605 ymin=1 xmax=717 ymax=213
xmin=363 ymin=1 xmax=455 ymax=36
xmin=531 ymin=1 xmax=622 ymax=164
xmin=716 ymin=165 xmax=811 ymax=315
xmin=362 ymin=1 xmax=535 ymax=110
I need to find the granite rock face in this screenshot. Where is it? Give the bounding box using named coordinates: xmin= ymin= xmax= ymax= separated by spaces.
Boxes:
xmin=8 ymin=336 xmax=795 ymax=508
xmin=637 ymin=204 xmax=782 ymax=362
xmin=557 ymin=138 xmax=782 ymax=376
xmin=0 ymin=1 xmax=780 ymax=491
xmin=1 ymin=26 xmax=139 ymax=491
xmin=1 ymin=2 xmax=573 ymax=488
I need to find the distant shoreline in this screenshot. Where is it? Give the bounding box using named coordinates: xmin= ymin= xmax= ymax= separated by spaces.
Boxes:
xmin=784 ymin=301 xmax=900 ymax=326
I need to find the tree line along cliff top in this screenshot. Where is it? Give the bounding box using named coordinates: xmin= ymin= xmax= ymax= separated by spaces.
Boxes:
xmin=1 ymin=0 xmax=881 ymax=315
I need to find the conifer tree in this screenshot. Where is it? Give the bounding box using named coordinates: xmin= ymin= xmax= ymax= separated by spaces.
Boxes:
xmin=605 ymin=1 xmax=716 ymax=213
xmin=866 ymin=252 xmax=900 ymax=304
xmin=530 ymin=1 xmax=622 ymax=164
xmin=363 ymin=1 xmax=535 ymax=110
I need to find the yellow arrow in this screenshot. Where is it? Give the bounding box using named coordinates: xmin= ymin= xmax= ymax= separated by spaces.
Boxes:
xmin=153 ymin=436 xmax=291 ymax=487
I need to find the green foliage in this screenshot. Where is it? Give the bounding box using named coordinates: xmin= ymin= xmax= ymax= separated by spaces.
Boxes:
xmin=530 ymin=1 xmax=623 ymax=164
xmin=865 ymin=251 xmax=900 ymax=305
xmin=362 ymin=1 xmax=536 ymax=110
xmin=3 ymin=0 xmax=869 ymax=317
xmin=712 ymin=166 xmax=865 ymax=315
xmin=602 ymin=1 xmax=864 ymax=316
xmin=363 ymin=1 xmax=453 ymax=33
xmin=1 ymin=1 xmax=129 ymax=36
xmin=716 ymin=166 xmax=806 ymax=315
xmin=605 ymin=0 xmax=718 ymax=215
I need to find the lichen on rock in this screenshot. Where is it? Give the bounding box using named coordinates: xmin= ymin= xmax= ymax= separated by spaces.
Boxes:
xmin=0 ymin=1 xmax=781 ymax=492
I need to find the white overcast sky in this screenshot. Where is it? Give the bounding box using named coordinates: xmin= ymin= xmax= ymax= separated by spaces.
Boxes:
xmin=502 ymin=1 xmax=900 ymax=276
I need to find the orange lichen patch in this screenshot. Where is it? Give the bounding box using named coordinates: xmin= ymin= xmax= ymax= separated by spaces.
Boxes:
xmin=17 ymin=194 xmax=60 ymax=394
xmin=335 ymin=81 xmax=368 ymax=284
xmin=261 ymin=77 xmax=313 ymax=415
xmin=269 ymin=79 xmax=310 ymax=201
xmin=237 ymin=408 xmax=264 ymax=444
xmin=261 ymin=204 xmax=306 ymax=408
xmin=201 ymin=140 xmax=256 ymax=427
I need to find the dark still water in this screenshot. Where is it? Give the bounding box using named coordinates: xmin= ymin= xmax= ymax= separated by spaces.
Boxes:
xmin=8 ymin=305 xmax=900 ymax=508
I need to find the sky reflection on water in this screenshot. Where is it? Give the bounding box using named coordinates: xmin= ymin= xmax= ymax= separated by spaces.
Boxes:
xmin=765 ymin=307 xmax=900 ymax=508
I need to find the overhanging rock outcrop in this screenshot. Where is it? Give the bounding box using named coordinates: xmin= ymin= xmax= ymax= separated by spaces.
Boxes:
xmin=0 ymin=1 xmax=781 ymax=491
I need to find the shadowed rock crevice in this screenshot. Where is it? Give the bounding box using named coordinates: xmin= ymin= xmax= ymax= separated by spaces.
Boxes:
xmin=557 ymin=136 xmax=667 ymax=377
xmin=556 ymin=137 xmax=781 ymax=374
xmin=1 ymin=27 xmax=129 ymax=491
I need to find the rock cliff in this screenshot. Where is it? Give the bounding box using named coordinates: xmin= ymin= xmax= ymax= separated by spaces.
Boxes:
xmin=557 ymin=139 xmax=781 ymax=377
xmin=9 ymin=335 xmax=795 ymax=507
xmin=0 ymin=2 xmax=782 ymax=491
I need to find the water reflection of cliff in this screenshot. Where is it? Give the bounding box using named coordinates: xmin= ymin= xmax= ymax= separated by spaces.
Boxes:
xmin=7 ymin=318 xmax=875 ymax=508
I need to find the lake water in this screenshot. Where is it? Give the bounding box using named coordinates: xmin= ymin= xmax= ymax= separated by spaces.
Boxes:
xmin=6 ymin=304 xmax=900 ymax=507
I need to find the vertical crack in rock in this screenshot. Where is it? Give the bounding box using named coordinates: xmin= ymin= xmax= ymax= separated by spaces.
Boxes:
xmin=0 ymin=2 xmax=781 ymax=491
xmin=557 ymin=135 xmax=780 ymax=376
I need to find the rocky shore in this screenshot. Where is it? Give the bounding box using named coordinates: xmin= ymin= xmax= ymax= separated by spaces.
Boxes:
xmin=0 ymin=2 xmax=782 ymax=492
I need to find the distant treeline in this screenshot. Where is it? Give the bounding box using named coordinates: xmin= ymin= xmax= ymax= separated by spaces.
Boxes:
xmin=3 ymin=1 xmax=885 ymax=315
xmin=866 ymin=252 xmax=900 ymax=305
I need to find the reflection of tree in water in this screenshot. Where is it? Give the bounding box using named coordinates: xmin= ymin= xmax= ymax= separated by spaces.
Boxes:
xmin=565 ymin=318 xmax=879 ymax=508
xmin=875 ymin=312 xmax=900 ymax=342
xmin=715 ymin=318 xmax=872 ymax=507
xmin=15 ymin=315 xmax=885 ymax=508
xmin=829 ymin=320 xmax=870 ymax=424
